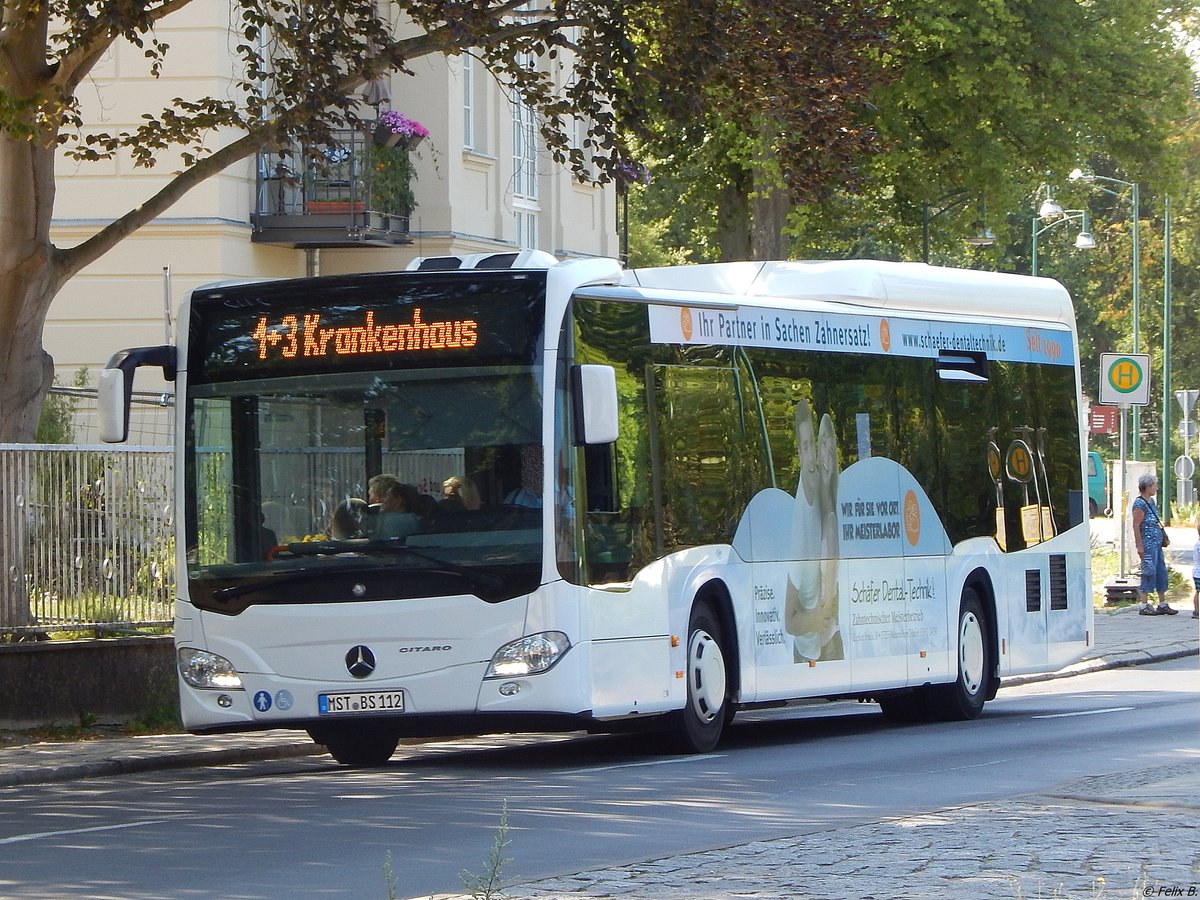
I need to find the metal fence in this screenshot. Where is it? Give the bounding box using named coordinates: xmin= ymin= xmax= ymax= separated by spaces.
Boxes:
xmin=0 ymin=445 xmax=175 ymax=638
xmin=0 ymin=440 xmax=465 ymax=637
xmin=59 ymin=386 xmax=174 ymax=447
xmin=3 ymin=382 xmax=468 ymax=636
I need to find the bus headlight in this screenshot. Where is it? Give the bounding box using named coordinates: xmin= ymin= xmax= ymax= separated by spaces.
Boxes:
xmin=178 ymin=648 xmax=245 ymax=690
xmin=485 ymin=632 xmax=571 ymax=678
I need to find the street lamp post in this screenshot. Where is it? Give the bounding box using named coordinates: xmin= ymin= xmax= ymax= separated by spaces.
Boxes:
xmin=1161 ymin=195 xmax=1173 ymax=521
xmin=1069 ymin=168 xmax=1141 ymax=457
xmin=1031 ymin=209 xmax=1095 ymax=276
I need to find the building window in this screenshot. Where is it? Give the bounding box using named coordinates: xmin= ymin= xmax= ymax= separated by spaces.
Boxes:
xmin=515 ymin=209 xmax=539 ymax=249
xmin=463 ymin=54 xmax=475 ymax=151
xmin=510 ymin=3 xmax=540 ymax=247
xmin=512 ymin=92 xmax=538 ymax=200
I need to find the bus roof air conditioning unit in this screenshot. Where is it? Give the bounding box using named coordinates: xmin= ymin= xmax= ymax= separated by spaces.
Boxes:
xmin=406 ymin=249 xmax=558 ymax=271
xmin=468 ymin=249 xmax=558 ymax=269
xmin=407 ymin=256 xmax=464 ymax=271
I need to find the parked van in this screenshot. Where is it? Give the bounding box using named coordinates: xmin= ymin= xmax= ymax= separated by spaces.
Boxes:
xmin=1087 ymin=451 xmax=1110 ymax=516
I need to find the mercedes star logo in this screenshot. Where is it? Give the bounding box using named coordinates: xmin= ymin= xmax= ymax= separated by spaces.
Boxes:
xmin=345 ymin=645 xmax=376 ymax=679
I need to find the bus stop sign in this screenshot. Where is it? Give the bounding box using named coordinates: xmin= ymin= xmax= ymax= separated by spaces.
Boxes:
xmin=1099 ymin=354 xmax=1151 ymax=406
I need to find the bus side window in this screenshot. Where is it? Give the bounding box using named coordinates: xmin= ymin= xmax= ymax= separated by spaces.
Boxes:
xmin=584 ymin=443 xmax=617 ymax=513
xmin=582 ymin=442 xmax=633 ymax=582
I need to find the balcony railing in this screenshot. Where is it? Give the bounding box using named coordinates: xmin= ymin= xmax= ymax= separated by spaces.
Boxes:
xmin=252 ymin=128 xmax=412 ymax=248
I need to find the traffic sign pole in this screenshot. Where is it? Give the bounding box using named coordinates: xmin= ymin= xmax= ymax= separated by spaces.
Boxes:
xmin=1118 ymin=405 xmax=1128 ymax=578
xmin=1177 ymin=389 xmax=1198 ymax=508
xmin=1100 ymin=354 xmax=1150 ymax=579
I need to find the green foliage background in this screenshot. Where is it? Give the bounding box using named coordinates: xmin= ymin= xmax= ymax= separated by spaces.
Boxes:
xmin=35 ymin=368 xmax=89 ymax=444
xmin=370 ymin=145 xmax=416 ymax=216
xmin=626 ymin=1 xmax=1200 ymax=490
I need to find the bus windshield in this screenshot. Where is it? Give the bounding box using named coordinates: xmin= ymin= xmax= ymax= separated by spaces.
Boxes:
xmin=182 ymin=273 xmax=547 ymax=610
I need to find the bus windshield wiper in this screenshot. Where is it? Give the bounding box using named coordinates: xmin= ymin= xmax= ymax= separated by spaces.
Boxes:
xmin=213 ymin=540 xmax=505 ymax=601
xmin=212 ymin=569 xmax=326 ymax=602
xmin=351 ymin=541 xmax=507 ymax=596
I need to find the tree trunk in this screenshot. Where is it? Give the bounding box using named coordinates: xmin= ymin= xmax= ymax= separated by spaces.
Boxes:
xmin=0 ymin=132 xmax=60 ymax=631
xmin=714 ymin=165 xmax=791 ymax=262
xmin=751 ymin=186 xmax=790 ymax=261
xmin=0 ymin=134 xmax=59 ymax=443
xmin=714 ymin=170 xmax=752 ymax=262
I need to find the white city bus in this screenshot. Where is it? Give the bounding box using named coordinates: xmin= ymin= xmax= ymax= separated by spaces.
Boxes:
xmin=100 ymin=252 xmax=1093 ymax=765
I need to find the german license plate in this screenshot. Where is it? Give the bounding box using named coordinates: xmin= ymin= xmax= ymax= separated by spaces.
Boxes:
xmin=318 ymin=691 xmax=405 ymax=715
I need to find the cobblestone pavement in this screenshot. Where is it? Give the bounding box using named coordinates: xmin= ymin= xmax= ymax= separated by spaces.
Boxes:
xmin=477 ymin=763 xmax=1199 ymax=900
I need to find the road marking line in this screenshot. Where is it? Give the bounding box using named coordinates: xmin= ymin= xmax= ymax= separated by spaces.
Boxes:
xmin=568 ymin=754 xmax=724 ymax=774
xmin=1032 ymin=706 xmax=1135 ymax=719
xmin=0 ymin=820 xmax=166 ymax=846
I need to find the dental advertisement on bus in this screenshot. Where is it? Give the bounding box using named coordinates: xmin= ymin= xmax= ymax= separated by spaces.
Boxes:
xmin=648 ymin=302 xmax=1081 ymax=675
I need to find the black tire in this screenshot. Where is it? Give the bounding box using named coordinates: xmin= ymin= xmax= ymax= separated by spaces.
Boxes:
xmin=928 ymin=589 xmax=991 ymax=721
xmin=308 ymin=725 xmax=399 ymax=767
xmin=1089 ymin=498 xmax=1099 ymax=518
xmin=668 ymin=602 xmax=730 ymax=753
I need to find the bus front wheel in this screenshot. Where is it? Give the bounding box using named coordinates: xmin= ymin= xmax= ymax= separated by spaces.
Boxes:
xmin=308 ymin=725 xmax=400 ymax=767
xmin=929 ymin=590 xmax=990 ymax=721
xmin=668 ymin=602 xmax=729 ymax=753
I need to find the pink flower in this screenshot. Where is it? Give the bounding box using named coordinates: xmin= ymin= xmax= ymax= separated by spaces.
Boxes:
xmin=377 ymin=110 xmax=429 ymax=139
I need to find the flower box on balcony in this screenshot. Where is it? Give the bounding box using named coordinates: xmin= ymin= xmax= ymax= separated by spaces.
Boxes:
xmin=372 ymin=111 xmax=429 ymax=151
xmin=373 ymin=125 xmax=425 ymax=151
xmin=307 ymin=200 xmax=365 ymax=214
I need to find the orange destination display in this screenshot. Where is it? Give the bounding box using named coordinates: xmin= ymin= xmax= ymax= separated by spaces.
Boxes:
xmin=188 ymin=271 xmax=546 ymax=382
xmin=250 ymin=309 xmax=479 ymax=361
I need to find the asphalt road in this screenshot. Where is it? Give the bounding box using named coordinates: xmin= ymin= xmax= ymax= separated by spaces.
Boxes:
xmin=0 ymin=661 xmax=1195 ymax=900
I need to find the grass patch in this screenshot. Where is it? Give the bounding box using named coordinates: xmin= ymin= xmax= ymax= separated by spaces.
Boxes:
xmin=1091 ymin=528 xmax=1192 ymax=609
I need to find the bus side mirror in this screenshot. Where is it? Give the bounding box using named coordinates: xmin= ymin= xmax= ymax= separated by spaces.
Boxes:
xmin=98 ymin=345 xmax=178 ymax=443
xmin=572 ymin=364 xmax=619 ymax=445
xmin=98 ymin=367 xmax=128 ymax=443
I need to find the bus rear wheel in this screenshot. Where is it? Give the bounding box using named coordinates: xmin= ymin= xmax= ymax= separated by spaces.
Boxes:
xmin=308 ymin=724 xmax=400 ymax=767
xmin=668 ymin=602 xmax=729 ymax=753
xmin=928 ymin=590 xmax=990 ymax=721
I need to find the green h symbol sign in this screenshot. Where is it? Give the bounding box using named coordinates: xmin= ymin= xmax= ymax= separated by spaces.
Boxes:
xmin=1109 ymin=358 xmax=1142 ymax=394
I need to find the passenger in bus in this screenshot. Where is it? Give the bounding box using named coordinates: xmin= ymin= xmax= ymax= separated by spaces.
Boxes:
xmin=259 ymin=503 xmax=281 ymax=558
xmin=503 ymin=445 xmax=543 ymax=507
xmin=410 ymin=491 xmax=438 ymax=523
xmin=255 ymin=511 xmax=278 ymax=561
xmin=784 ymin=400 xmax=841 ymax=661
xmin=367 ymin=473 xmax=401 ymax=508
xmin=327 ymin=498 xmax=368 ymax=540
xmin=441 ymin=475 xmax=481 ymax=511
xmin=376 ymin=482 xmax=422 ymax=539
